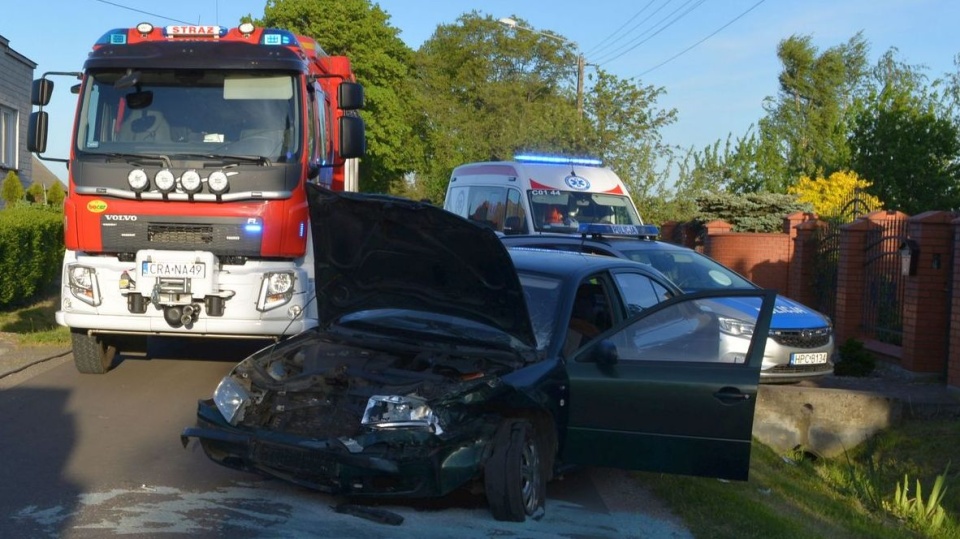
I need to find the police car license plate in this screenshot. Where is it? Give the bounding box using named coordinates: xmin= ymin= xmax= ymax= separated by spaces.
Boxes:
xmin=141 ymin=261 xmax=206 ymax=279
xmin=790 ymin=352 xmax=828 ymax=365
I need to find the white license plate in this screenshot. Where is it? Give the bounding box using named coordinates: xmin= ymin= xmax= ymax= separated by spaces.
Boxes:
xmin=141 ymin=261 xmax=206 ymax=279
xmin=790 ymin=352 xmax=828 ymax=365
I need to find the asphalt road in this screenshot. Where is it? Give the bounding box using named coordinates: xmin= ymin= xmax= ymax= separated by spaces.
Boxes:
xmin=0 ymin=339 xmax=691 ymax=538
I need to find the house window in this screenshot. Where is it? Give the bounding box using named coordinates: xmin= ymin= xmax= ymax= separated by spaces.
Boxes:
xmin=0 ymin=106 xmax=16 ymax=169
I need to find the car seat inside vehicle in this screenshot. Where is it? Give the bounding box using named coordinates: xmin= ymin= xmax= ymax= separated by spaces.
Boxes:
xmin=120 ymin=110 xmax=171 ymax=142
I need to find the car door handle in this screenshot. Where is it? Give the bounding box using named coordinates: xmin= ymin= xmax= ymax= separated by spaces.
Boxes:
xmin=713 ymin=388 xmax=751 ymax=403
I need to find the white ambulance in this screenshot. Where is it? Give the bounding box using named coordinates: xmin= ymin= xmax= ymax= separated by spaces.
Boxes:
xmin=444 ymin=155 xmax=644 ymax=235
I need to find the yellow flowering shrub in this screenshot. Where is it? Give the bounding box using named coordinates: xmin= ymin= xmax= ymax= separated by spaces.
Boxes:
xmin=788 ymin=171 xmax=884 ymax=219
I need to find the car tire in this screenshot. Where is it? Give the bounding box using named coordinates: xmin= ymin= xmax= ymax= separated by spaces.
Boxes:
xmin=71 ymin=329 xmax=117 ymax=374
xmin=484 ymin=419 xmax=545 ymax=522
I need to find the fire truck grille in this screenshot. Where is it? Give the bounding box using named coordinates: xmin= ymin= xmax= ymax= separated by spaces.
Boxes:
xmin=100 ymin=217 xmax=263 ymax=257
xmin=149 ymin=224 xmax=215 ymax=245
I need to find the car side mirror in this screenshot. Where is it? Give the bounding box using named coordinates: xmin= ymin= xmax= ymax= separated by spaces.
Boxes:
xmin=591 ymin=339 xmax=618 ymax=366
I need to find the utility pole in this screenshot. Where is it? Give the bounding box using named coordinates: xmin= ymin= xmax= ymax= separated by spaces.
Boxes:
xmin=576 ymin=54 xmax=585 ymax=119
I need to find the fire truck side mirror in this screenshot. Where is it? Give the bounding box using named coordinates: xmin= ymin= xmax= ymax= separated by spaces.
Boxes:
xmin=338 ymin=82 xmax=364 ymax=111
xmin=339 ymin=116 xmax=366 ymax=159
xmin=28 ymin=111 xmax=49 ymax=154
xmin=31 ymin=79 xmax=54 ymax=106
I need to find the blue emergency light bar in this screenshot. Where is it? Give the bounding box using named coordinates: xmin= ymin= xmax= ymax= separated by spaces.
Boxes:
xmin=261 ymin=29 xmax=299 ymax=46
xmin=514 ymin=154 xmax=603 ymax=166
xmin=578 ymin=223 xmax=660 ymax=239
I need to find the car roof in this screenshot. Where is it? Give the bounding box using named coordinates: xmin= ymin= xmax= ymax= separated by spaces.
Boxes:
xmin=507 ymin=246 xmax=679 ymax=291
xmin=502 ymin=233 xmax=689 ymax=254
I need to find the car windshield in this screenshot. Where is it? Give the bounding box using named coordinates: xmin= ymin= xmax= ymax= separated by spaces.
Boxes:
xmin=619 ymin=247 xmax=755 ymax=292
xmin=528 ymin=191 xmax=642 ymax=233
xmin=75 ymin=69 xmax=300 ymax=163
xmin=516 ymin=272 xmax=563 ymax=349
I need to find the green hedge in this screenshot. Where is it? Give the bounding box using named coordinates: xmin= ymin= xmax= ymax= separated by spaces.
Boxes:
xmin=0 ymin=205 xmax=64 ymax=308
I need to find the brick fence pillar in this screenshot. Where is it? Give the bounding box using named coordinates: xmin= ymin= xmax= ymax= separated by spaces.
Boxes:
xmin=951 ymin=218 xmax=960 ymax=390
xmin=789 ymin=218 xmax=827 ymax=308
xmin=901 ymin=212 xmax=954 ymax=374
xmin=834 ymin=218 xmax=876 ymax=345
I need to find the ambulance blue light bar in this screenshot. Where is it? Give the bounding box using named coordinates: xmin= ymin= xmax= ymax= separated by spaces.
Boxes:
xmin=514 ymin=154 xmax=603 ymax=166
xmin=578 ymin=223 xmax=660 ymax=239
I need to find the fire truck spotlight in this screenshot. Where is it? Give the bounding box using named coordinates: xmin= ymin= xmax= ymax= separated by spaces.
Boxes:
xmin=181 ymin=170 xmax=202 ymax=193
xmin=164 ymin=306 xmax=184 ymax=328
xmin=239 ymin=22 xmax=256 ymax=35
xmin=128 ymin=169 xmax=149 ymax=192
xmin=208 ymin=170 xmax=229 ymax=194
xmin=155 ymin=169 xmax=176 ymax=193
xmin=136 ymin=22 xmax=154 ymax=35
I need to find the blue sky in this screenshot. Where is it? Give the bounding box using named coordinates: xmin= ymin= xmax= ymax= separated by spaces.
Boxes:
xmin=4 ymin=0 xmax=958 ymax=182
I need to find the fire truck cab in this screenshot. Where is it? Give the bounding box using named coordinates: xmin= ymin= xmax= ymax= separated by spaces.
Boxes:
xmin=28 ymin=22 xmax=365 ymax=373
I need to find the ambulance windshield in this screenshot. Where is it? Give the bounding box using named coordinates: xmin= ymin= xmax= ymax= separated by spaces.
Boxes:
xmin=75 ymin=69 xmax=301 ymax=163
xmin=528 ymin=190 xmax=642 ymax=233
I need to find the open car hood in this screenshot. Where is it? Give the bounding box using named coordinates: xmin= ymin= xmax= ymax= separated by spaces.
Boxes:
xmin=307 ymin=185 xmax=537 ymax=350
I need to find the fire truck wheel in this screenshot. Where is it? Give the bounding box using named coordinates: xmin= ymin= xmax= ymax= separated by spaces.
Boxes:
xmin=70 ymin=329 xmax=118 ymax=374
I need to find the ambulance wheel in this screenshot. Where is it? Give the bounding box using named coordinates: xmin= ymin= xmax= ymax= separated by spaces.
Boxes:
xmin=71 ymin=329 xmax=117 ymax=374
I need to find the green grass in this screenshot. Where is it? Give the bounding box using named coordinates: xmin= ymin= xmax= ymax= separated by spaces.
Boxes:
xmin=0 ymin=289 xmax=69 ymax=346
xmin=635 ymin=419 xmax=959 ymax=538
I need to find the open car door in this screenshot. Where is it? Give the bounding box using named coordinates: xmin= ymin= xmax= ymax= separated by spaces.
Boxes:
xmin=562 ymin=289 xmax=777 ymax=481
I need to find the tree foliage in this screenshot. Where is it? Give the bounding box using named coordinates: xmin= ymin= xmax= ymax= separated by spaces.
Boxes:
xmin=254 ymin=0 xmax=418 ymax=193
xmin=695 ymin=192 xmax=811 ymax=233
xmin=47 ymin=181 xmax=65 ymax=207
xmin=411 ymin=13 xmax=585 ymax=201
xmin=684 ymin=33 xmax=870 ymax=195
xmin=850 ymin=50 xmax=960 ymax=214
xmin=25 ymin=182 xmax=45 ymax=205
xmin=1 ymin=171 xmax=24 ymax=207
xmin=788 ymin=170 xmax=883 ymax=219
xmin=412 ymin=13 xmax=676 ymax=205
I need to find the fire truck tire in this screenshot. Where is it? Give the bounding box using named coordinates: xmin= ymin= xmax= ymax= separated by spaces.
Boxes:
xmin=71 ymin=329 xmax=118 ymax=374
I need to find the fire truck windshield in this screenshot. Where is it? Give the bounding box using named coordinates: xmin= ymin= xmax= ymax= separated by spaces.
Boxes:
xmin=75 ymin=70 xmax=301 ymax=163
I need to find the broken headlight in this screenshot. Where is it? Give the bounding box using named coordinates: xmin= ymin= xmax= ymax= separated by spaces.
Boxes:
xmin=361 ymin=395 xmax=444 ymax=435
xmin=213 ymin=376 xmax=250 ymax=425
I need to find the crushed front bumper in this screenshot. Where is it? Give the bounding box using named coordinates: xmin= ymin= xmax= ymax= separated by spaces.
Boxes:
xmin=181 ymin=399 xmax=494 ymax=498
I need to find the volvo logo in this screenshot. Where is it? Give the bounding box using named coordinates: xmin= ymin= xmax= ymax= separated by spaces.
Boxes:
xmin=104 ymin=215 xmax=138 ymax=221
xmin=564 ymin=175 xmax=590 ymax=190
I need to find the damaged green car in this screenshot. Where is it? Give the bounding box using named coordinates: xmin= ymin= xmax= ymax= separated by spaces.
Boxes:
xmin=181 ymin=186 xmax=777 ymax=522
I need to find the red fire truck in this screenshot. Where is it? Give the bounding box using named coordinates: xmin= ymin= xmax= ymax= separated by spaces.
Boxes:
xmin=28 ymin=22 xmax=366 ymax=373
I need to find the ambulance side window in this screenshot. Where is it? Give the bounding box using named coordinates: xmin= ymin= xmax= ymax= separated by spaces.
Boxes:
xmin=503 ymin=189 xmax=527 ymax=235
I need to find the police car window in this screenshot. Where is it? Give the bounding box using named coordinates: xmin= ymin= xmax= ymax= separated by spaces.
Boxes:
xmin=613 ymin=271 xmax=670 ymax=316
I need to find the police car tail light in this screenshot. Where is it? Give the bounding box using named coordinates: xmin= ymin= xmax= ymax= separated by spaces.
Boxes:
xmin=257 ymin=271 xmax=295 ymax=311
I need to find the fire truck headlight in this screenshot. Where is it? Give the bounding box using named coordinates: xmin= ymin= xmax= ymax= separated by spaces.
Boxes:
xmin=208 ymin=170 xmax=229 ymax=194
xmin=257 ymin=272 xmax=295 ymax=311
xmin=181 ymin=170 xmax=202 ymax=193
xmin=155 ymin=169 xmax=176 ymax=193
xmin=128 ymin=169 xmax=149 ymax=192
xmin=67 ymin=264 xmax=101 ymax=306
